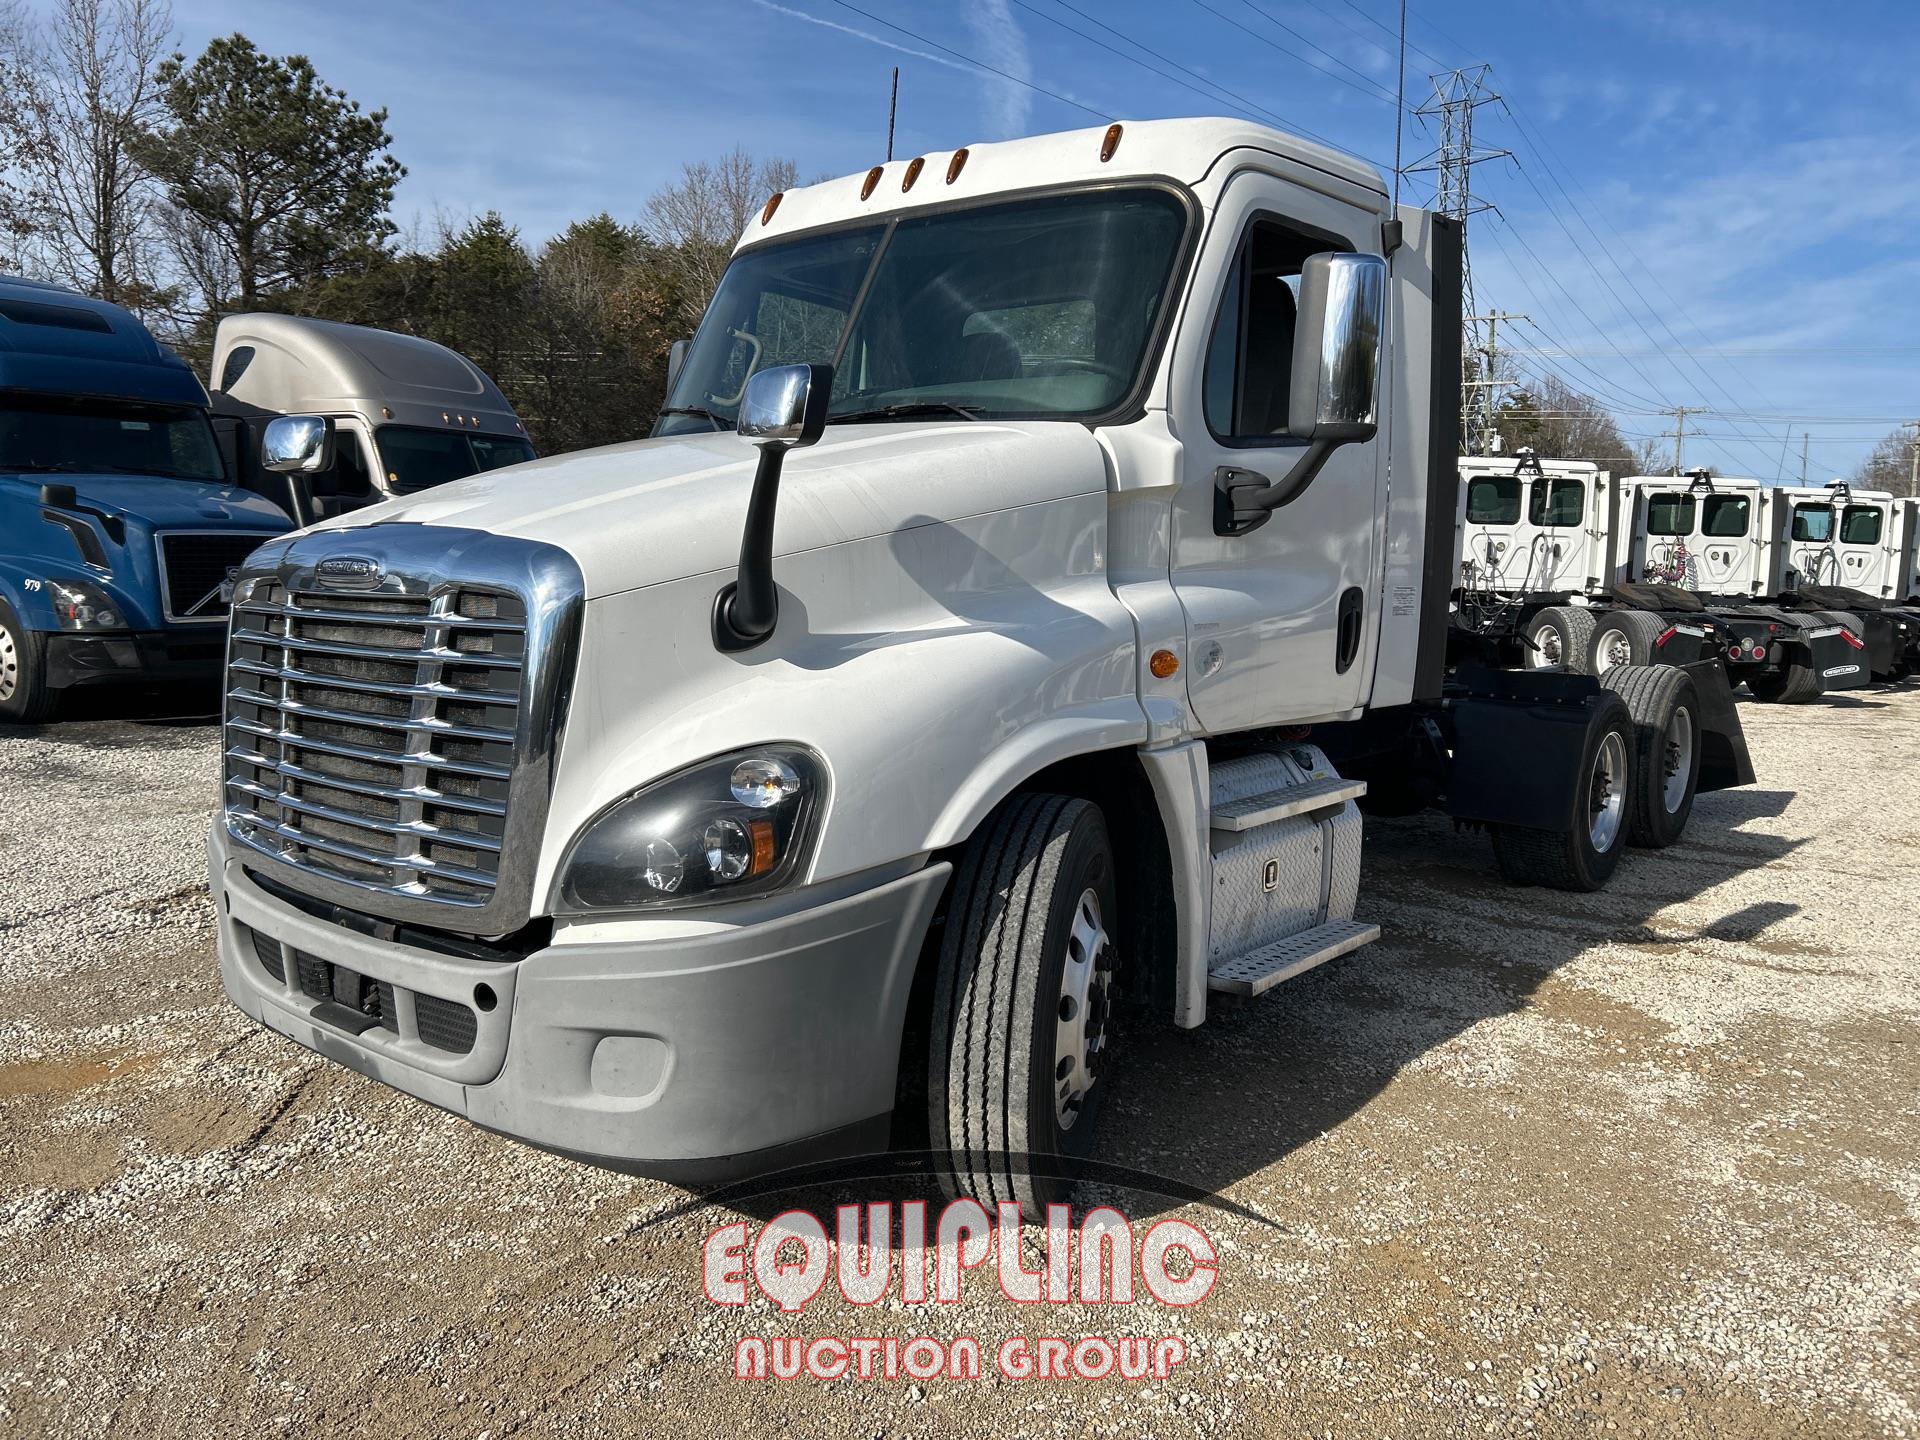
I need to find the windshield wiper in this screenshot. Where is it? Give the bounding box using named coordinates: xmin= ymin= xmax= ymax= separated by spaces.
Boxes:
xmin=658 ymin=405 xmax=729 ymax=430
xmin=832 ymin=401 xmax=984 ymax=424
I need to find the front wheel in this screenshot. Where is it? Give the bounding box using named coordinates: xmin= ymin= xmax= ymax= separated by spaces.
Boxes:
xmin=929 ymin=794 xmax=1118 ymax=1219
xmin=0 ymin=601 xmax=55 ymax=725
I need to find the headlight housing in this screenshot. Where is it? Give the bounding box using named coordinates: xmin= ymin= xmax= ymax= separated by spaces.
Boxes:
xmin=46 ymin=579 xmax=124 ymax=631
xmin=558 ymin=745 xmax=825 ymax=911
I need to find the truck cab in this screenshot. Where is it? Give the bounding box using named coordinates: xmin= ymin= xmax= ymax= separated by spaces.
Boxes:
xmin=209 ymin=120 xmax=1749 ymax=1211
xmin=1620 ymin=473 xmax=1768 ymax=596
xmin=1456 ymin=453 xmax=1609 ymax=597
xmin=208 ymin=313 xmax=534 ymax=522
xmin=1766 ymin=483 xmax=1898 ymax=598
xmin=0 ymin=275 xmax=291 ymax=722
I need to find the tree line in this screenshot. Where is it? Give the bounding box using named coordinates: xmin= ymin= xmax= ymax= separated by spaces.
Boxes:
xmin=0 ymin=0 xmax=791 ymax=455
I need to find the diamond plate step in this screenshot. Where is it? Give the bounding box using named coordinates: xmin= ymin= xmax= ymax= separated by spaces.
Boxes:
xmin=1209 ymin=776 xmax=1368 ymax=832
xmin=1206 ymin=918 xmax=1380 ymax=997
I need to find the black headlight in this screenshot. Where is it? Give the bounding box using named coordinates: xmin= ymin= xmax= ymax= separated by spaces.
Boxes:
xmin=557 ymin=745 xmax=825 ymax=911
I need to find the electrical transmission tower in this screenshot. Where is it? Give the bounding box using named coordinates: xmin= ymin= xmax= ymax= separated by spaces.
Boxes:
xmin=1409 ymin=66 xmax=1511 ymax=455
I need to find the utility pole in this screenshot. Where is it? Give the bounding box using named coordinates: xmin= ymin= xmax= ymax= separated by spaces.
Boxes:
xmin=1800 ymin=431 xmax=1809 ymax=485
xmin=1905 ymin=420 xmax=1920 ymax=498
xmin=886 ymin=67 xmax=899 ymax=162
xmin=1663 ymin=405 xmax=1708 ymax=475
xmin=1409 ymin=66 xmax=1510 ymax=452
xmin=1462 ymin=310 xmax=1528 ymax=456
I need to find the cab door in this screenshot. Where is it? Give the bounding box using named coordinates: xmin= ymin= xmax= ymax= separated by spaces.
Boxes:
xmin=1528 ymin=470 xmax=1590 ymax=592
xmin=1166 ymin=170 xmax=1385 ymax=731
xmin=1692 ymin=490 xmax=1754 ymax=593
xmin=1639 ymin=490 xmax=1697 ymax=585
xmin=1836 ymin=499 xmax=1892 ymax=595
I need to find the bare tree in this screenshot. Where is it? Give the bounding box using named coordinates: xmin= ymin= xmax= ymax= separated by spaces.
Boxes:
xmin=644 ymin=148 xmax=797 ymax=333
xmin=1852 ymin=427 xmax=1918 ymax=497
xmin=0 ymin=0 xmax=173 ymax=306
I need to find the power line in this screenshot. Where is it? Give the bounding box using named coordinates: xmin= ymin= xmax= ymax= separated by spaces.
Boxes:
xmin=1233 ymin=0 xmax=1402 ymax=102
xmin=1186 ymin=0 xmax=1399 ymax=104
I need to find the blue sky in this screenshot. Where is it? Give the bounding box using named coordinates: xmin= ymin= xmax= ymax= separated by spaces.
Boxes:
xmin=143 ymin=0 xmax=1920 ymax=478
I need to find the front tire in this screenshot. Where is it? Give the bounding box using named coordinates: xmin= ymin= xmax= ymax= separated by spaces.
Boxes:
xmin=929 ymin=794 xmax=1118 ymax=1219
xmin=0 ymin=601 xmax=55 ymax=725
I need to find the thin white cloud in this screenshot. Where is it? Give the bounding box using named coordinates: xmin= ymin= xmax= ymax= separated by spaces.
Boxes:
xmin=749 ymin=0 xmax=973 ymax=77
xmin=966 ymin=0 xmax=1034 ymax=139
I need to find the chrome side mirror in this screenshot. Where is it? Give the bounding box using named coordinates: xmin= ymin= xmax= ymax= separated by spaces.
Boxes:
xmin=1289 ymin=252 xmax=1386 ymax=444
xmin=737 ymin=364 xmax=831 ymax=449
xmin=261 ymin=414 xmax=336 ymax=474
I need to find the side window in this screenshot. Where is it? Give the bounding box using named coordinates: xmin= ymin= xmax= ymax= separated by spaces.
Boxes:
xmin=1841 ymin=505 xmax=1883 ymax=544
xmin=218 ymin=345 xmax=256 ymax=392
xmin=1646 ymin=493 xmax=1696 ymax=535
xmin=1528 ymin=478 xmax=1584 ymax=527
xmin=1792 ymin=503 xmax=1833 ymax=542
xmin=1700 ymin=494 xmax=1750 ymax=537
xmin=325 ymin=427 xmax=377 ymax=500
xmin=1203 ymin=218 xmax=1342 ymax=442
xmin=1465 ymin=474 xmax=1521 ymax=525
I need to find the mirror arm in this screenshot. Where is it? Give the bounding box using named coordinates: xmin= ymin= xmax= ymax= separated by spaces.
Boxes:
xmin=1213 ymin=438 xmax=1340 ymax=536
xmin=712 ymin=445 xmax=787 ymax=652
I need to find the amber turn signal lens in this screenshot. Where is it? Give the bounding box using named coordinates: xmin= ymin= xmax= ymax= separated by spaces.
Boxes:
xmin=749 ymin=818 xmax=777 ymax=876
xmin=1149 ymin=649 xmax=1180 ymax=678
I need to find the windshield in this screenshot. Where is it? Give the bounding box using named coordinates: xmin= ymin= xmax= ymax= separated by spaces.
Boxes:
xmin=657 ymin=187 xmax=1191 ymax=434
xmin=374 ymin=425 xmax=536 ymax=495
xmin=0 ymin=391 xmax=223 ymax=482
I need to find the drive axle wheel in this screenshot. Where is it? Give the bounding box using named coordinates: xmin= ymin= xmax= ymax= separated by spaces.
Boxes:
xmin=1491 ymin=691 xmax=1635 ymax=891
xmin=1600 ymin=664 xmax=1701 ymax=848
xmin=0 ymin=601 xmax=55 ymax=725
xmin=929 ymin=793 xmax=1118 ymax=1219
xmin=1587 ymin=610 xmax=1666 ymax=676
xmin=1522 ymin=606 xmax=1594 ymax=673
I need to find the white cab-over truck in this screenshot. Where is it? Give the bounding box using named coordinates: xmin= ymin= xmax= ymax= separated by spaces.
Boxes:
xmin=211 ymin=119 xmax=1753 ymax=1214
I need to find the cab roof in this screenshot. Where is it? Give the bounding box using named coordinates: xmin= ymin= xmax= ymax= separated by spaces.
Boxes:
xmin=0 ymin=273 xmax=206 ymax=408
xmin=210 ymin=312 xmax=525 ymax=439
xmin=741 ymin=118 xmax=1390 ymax=250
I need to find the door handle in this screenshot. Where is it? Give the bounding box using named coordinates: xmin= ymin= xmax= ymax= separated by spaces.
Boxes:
xmin=1335 ymin=586 xmax=1364 ymax=674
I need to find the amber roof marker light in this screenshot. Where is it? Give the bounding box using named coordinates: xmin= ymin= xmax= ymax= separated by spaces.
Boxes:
xmin=1100 ymin=123 xmax=1124 ymax=162
xmin=901 ymin=157 xmax=925 ymax=191
xmin=946 ymin=148 xmax=970 ymax=184
xmin=859 ymin=166 xmax=884 ymax=200
xmin=760 ymin=192 xmax=783 ymax=225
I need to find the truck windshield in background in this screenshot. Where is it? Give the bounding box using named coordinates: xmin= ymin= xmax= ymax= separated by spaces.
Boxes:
xmin=657 ymin=187 xmax=1191 ymax=434
xmin=375 ymin=424 xmax=536 ymax=494
xmin=0 ymin=391 xmax=224 ymax=482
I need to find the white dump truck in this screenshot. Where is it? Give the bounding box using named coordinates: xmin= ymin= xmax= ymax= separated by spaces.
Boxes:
xmin=210 ymin=119 xmax=1754 ymax=1212
xmin=207 ymin=314 xmax=535 ymax=523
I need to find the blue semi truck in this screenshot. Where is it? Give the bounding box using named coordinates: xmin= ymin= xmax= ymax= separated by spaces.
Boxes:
xmin=0 ymin=275 xmax=293 ymax=722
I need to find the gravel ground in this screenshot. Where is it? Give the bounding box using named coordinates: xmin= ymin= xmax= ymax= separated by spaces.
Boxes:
xmin=2 ymin=686 xmax=1917 ymax=1439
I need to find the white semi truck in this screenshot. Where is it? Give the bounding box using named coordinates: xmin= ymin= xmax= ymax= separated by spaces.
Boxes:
xmin=1452 ymin=454 xmax=1882 ymax=699
xmin=210 ymin=119 xmax=1754 ymax=1213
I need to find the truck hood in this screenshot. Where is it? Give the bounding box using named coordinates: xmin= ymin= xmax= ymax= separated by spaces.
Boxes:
xmin=313 ymin=422 xmax=1111 ymax=598
xmin=1 ymin=471 xmax=290 ymax=530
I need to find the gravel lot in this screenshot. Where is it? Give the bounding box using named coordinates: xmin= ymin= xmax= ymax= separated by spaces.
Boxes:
xmin=2 ymin=685 xmax=1917 ymax=1439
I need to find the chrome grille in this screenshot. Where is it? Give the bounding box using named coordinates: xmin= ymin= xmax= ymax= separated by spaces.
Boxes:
xmin=219 ymin=529 xmax=582 ymax=935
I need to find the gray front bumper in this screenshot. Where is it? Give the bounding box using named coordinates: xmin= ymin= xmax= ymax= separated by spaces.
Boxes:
xmin=212 ymin=826 xmax=949 ymax=1182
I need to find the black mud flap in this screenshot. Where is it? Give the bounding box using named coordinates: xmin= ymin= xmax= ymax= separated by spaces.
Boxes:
xmin=1443 ymin=665 xmax=1602 ymax=831
xmin=1803 ymin=628 xmax=1870 ymax=693
xmin=1860 ymin=614 xmax=1899 ymax=680
xmin=1680 ymin=659 xmax=1754 ymax=793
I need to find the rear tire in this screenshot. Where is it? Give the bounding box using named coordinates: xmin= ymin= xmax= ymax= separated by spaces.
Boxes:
xmin=1746 ymin=619 xmax=1821 ymax=704
xmin=929 ymin=794 xmax=1118 ymax=1219
xmin=1491 ymin=692 xmax=1634 ymax=891
xmin=1587 ymin=610 xmax=1666 ymax=677
xmin=1521 ymin=606 xmax=1594 ymax=673
xmin=1599 ymin=664 xmax=1700 ymax=848
xmin=0 ymin=601 xmax=55 ymax=725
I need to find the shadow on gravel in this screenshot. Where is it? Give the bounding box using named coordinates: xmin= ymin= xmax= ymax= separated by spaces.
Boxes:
xmin=0 ymin=682 xmax=220 ymax=738
xmin=1079 ymin=785 xmax=1806 ymax=1222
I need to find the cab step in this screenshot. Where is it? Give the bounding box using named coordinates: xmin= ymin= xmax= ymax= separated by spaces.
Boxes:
xmin=1206 ymin=917 xmax=1381 ymax=997
xmin=1209 ymin=776 xmax=1368 ymax=832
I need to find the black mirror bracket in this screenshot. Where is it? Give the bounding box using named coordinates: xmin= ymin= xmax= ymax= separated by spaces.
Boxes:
xmin=1213 ymin=439 xmax=1338 ymax=536
xmin=712 ymin=445 xmax=787 ymax=652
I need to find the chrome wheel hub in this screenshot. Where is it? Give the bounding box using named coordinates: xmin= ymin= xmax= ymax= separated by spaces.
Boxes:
xmin=1589 ymin=730 xmax=1627 ymax=851
xmin=1662 ymin=705 xmax=1693 ymax=813
xmin=1595 ymin=632 xmax=1632 ymax=674
xmin=1528 ymin=626 xmax=1562 ymax=668
xmin=1053 ymin=888 xmax=1113 ymax=1132
xmin=0 ymin=623 xmax=17 ymax=703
